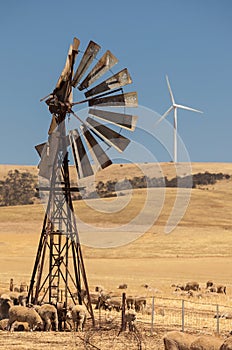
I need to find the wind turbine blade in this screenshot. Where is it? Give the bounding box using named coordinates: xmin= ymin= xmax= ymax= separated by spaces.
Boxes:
xmin=166 ymin=75 xmax=175 ymax=105
xmin=175 ymin=104 xmax=203 ymax=114
xmin=154 ymin=106 xmax=173 ymax=126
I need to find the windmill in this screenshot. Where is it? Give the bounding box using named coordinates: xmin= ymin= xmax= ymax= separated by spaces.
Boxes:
xmin=27 ymin=37 xmax=138 ymax=326
xmin=156 ymin=75 xmax=203 ymax=162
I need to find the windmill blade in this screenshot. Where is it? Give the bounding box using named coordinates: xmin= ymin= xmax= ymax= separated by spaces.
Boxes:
xmin=78 ymin=50 xmax=118 ymax=91
xmin=166 ymin=75 xmax=175 ymax=105
xmin=89 ymin=91 xmax=138 ymax=108
xmin=69 ymin=129 xmax=94 ymax=178
xmin=175 ymin=104 xmax=203 ymax=114
xmin=35 ymin=142 xmax=46 ymax=157
xmin=37 ymin=132 xmax=60 ymax=180
xmin=84 ymin=68 xmax=132 ymax=98
xmin=86 ymin=117 xmax=130 ymax=152
xmin=54 ymin=38 xmax=80 ymax=103
xmin=81 ymin=125 xmax=112 ymax=170
xmin=154 ymin=106 xmax=173 ymax=127
xmin=72 ymin=41 xmax=101 ymax=88
xmin=89 ymin=108 xmax=137 ymax=131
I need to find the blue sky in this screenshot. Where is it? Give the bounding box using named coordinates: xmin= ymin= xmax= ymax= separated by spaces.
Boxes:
xmin=1 ymin=0 xmax=231 ymax=165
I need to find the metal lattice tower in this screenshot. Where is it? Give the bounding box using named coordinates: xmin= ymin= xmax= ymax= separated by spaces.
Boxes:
xmin=27 ymin=36 xmax=138 ymax=326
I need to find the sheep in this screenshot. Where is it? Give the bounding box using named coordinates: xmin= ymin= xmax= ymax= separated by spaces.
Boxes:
xmin=7 ymin=305 xmax=43 ymax=331
xmin=0 ymin=295 xmax=13 ymax=319
xmin=34 ymin=304 xmax=58 ymax=331
xmin=217 ymin=285 xmax=226 ymax=294
xmin=190 ymin=335 xmax=223 ymax=349
xmin=18 ymin=292 xmax=27 ymax=307
xmin=105 ymin=296 xmax=122 ymax=312
xmin=95 ymin=285 xmax=105 ymax=293
xmin=0 ymin=319 xmax=8 ymax=330
xmin=118 ymin=283 xmax=127 ymax=290
xmin=125 ymin=309 xmax=136 ymax=332
xmin=66 ymin=304 xmax=86 ymax=332
xmin=220 ymin=336 xmax=232 ymax=349
xmin=135 ymin=296 xmax=147 ymax=313
xmin=11 ymin=321 xmax=30 ymax=332
xmin=126 ymin=296 xmax=135 ymax=310
xmin=8 ymin=291 xmax=20 ymax=305
xmin=206 ymin=280 xmax=214 ymax=289
xmin=185 ymin=282 xmax=200 ymax=292
xmin=163 ymin=330 xmax=196 ymax=350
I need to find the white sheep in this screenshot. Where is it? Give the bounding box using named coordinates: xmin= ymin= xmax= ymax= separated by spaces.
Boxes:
xmin=7 ymin=305 xmax=43 ymax=331
xmin=125 ymin=309 xmax=137 ymax=331
xmin=34 ymin=304 xmax=58 ymax=331
xmin=66 ymin=304 xmax=86 ymax=332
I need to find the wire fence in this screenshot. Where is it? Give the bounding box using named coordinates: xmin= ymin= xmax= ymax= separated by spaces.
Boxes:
xmin=138 ymin=296 xmax=232 ymax=335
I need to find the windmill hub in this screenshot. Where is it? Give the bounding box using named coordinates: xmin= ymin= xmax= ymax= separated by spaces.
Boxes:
xmin=45 ymin=94 xmax=72 ymax=116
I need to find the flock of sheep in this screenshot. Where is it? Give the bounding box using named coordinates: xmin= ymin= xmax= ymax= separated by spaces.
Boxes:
xmin=172 ymin=280 xmax=227 ymax=298
xmin=0 ymin=282 xmax=141 ymax=333
xmin=1 ymin=278 xmax=232 ymax=350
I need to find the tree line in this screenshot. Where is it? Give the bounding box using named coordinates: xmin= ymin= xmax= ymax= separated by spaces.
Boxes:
xmin=0 ymin=169 xmax=230 ymax=205
xmin=93 ymin=172 xmax=230 ymax=198
xmin=0 ymin=170 xmax=37 ymax=206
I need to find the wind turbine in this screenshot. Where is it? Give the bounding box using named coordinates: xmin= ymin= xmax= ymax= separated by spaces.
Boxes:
xmin=156 ymin=75 xmax=203 ymax=163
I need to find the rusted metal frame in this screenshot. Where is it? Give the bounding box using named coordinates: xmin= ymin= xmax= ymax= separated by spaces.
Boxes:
xmin=27 ymin=214 xmax=48 ymax=304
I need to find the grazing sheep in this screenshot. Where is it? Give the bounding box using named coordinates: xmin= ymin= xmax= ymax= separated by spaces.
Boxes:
xmin=18 ymin=292 xmax=27 ymax=307
xmin=89 ymin=292 xmax=100 ymax=306
xmin=185 ymin=282 xmax=200 ymax=292
xmin=19 ymin=282 xmax=28 ymax=293
xmin=0 ymin=296 xmax=13 ymax=319
xmin=118 ymin=283 xmax=128 ymax=290
xmin=66 ymin=304 xmax=86 ymax=332
xmin=95 ymin=285 xmax=105 ymax=293
xmin=206 ymin=280 xmax=214 ymax=289
xmin=217 ymin=285 xmax=226 ymax=294
xmin=163 ymin=331 xmax=196 ymax=350
xmin=134 ymin=297 xmax=146 ymax=313
xmin=8 ymin=305 xmax=43 ymax=331
xmin=190 ymin=335 xmax=223 ymax=349
xmin=220 ymin=336 xmax=232 ymax=350
xmin=12 ymin=321 xmax=30 ymax=332
xmin=106 ymin=297 xmax=122 ymax=312
xmin=8 ymin=292 xmax=20 ymax=305
xmin=56 ymin=302 xmax=71 ymax=331
xmin=125 ymin=309 xmax=136 ymax=331
xmin=126 ymin=296 xmax=135 ymax=310
xmin=34 ymin=304 xmax=58 ymax=331
xmin=0 ymin=319 xmax=8 ymax=330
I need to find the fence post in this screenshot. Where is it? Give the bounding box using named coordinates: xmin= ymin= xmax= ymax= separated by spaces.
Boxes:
xmin=181 ymin=300 xmax=185 ymax=332
xmin=151 ymin=296 xmax=155 ymax=335
xmin=216 ymin=304 xmax=220 ymax=334
xmin=121 ymin=292 xmax=126 ymax=332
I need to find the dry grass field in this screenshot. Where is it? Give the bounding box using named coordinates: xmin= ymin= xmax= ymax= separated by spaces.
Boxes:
xmin=0 ymin=162 xmax=232 ymax=349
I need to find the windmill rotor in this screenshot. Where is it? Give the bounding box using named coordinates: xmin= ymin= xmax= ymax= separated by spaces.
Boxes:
xmin=38 ymin=37 xmax=138 ymax=179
